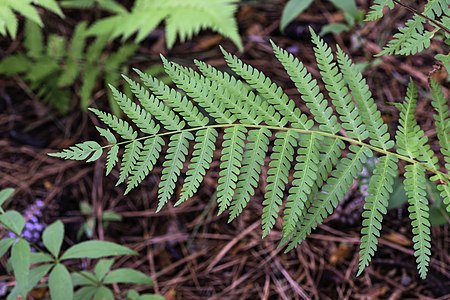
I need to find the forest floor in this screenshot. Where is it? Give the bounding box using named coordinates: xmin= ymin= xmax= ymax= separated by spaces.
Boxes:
xmin=1 ymin=0 xmax=450 ymax=299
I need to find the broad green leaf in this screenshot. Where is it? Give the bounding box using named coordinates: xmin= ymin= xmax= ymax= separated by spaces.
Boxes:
xmin=0 ymin=211 xmax=25 ymax=235
xmin=6 ymin=264 xmax=52 ymax=300
xmin=30 ymin=252 xmax=53 ymax=264
xmin=0 ymin=188 xmax=14 ymax=207
xmin=72 ymin=271 xmax=98 ymax=286
xmin=103 ymin=268 xmax=152 ymax=285
xmin=280 ymin=0 xmax=314 ymax=31
xmin=94 ymin=259 xmax=115 ymax=280
xmin=49 ymin=264 xmax=74 ymax=300
xmin=10 ymin=239 xmax=31 ymax=298
xmin=0 ymin=238 xmax=14 ymax=257
xmin=74 ymin=286 xmax=97 ymax=300
xmin=93 ymin=286 xmax=114 ymax=300
xmin=61 ymin=241 xmax=136 ymax=260
xmin=319 ymin=23 xmax=350 ymax=36
xmin=43 ymin=220 xmax=64 ymax=257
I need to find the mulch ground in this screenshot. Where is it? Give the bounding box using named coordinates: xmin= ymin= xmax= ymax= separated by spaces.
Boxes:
xmin=1 ymin=0 xmax=449 ymax=299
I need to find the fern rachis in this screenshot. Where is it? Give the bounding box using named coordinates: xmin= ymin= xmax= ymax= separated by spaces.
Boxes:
xmin=51 ymin=32 xmax=450 ymax=279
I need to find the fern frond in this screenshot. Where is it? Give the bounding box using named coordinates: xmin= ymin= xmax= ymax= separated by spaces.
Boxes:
xmin=311 ymin=31 xmax=368 ymax=141
xmin=177 ymin=128 xmax=218 ymax=205
xmin=229 ymin=128 xmax=271 ymax=220
xmin=271 ymin=41 xmax=340 ymax=134
xmin=194 ymin=60 xmax=284 ymax=127
xmin=283 ymin=133 xmax=321 ymax=235
xmin=357 ymin=154 xmax=398 ymax=275
xmin=262 ymin=131 xmax=297 ymax=237
xmin=157 ymin=132 xmax=194 ymax=212
xmin=88 ymin=108 xmax=137 ymax=140
xmin=109 ymin=85 xmax=160 ymax=135
xmin=221 ymin=47 xmax=313 ymax=130
xmin=365 ymin=0 xmax=395 ymax=21
xmin=0 ymin=0 xmax=64 ymax=39
xmin=125 ymin=137 xmax=164 ymax=194
xmin=217 ymin=126 xmax=247 ymax=214
xmin=51 ymin=40 xmax=450 ymax=279
xmin=86 ymin=0 xmax=242 ymax=50
xmin=422 ymin=0 xmax=450 ymax=18
xmin=287 ymin=145 xmax=372 ymax=251
xmin=135 ymin=69 xmax=208 ymax=127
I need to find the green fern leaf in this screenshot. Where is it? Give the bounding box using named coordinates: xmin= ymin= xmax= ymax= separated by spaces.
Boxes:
xmin=117 ymin=140 xmax=142 ymax=186
xmin=157 ymin=132 xmax=194 ymax=212
xmin=262 ymin=131 xmax=297 ymax=237
xmin=123 ymin=75 xmax=185 ymax=131
xmin=336 ymin=47 xmax=394 ymax=149
xmin=109 ymin=85 xmax=160 ymax=135
xmin=221 ymin=47 xmax=313 ymax=130
xmin=217 ymin=126 xmax=247 ymax=214
xmin=430 ymin=79 xmax=450 ymax=170
xmin=357 ymin=154 xmax=398 ymax=275
xmin=365 ymin=0 xmax=394 ymax=21
xmin=49 ymin=141 xmax=102 ymax=161
xmin=106 ymin=145 xmax=119 ymax=176
xmin=88 ymin=108 xmax=137 ymax=140
xmin=405 ymin=164 xmax=431 ymax=279
xmin=126 ymin=137 xmax=164 ymax=194
xmin=177 ymin=128 xmax=218 ymax=205
xmin=396 ymin=80 xmax=432 ymax=279
xmin=162 ymin=57 xmax=236 ymax=124
xmin=194 ymin=60 xmax=283 ymax=126
xmin=287 ymin=145 xmax=372 ymax=251
xmin=135 ymin=69 xmax=208 ymax=127
xmin=271 ymin=41 xmax=340 ymax=134
xmin=283 ymin=133 xmax=321 ymax=235
xmin=229 ymin=128 xmax=271 ymax=220
xmin=311 ymin=30 xmax=368 ymax=141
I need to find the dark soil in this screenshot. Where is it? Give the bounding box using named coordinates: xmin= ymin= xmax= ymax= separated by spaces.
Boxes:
xmin=1 ymin=0 xmax=449 ymax=299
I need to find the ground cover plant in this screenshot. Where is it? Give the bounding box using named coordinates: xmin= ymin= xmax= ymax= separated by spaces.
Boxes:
xmin=1 ymin=0 xmax=450 ymax=299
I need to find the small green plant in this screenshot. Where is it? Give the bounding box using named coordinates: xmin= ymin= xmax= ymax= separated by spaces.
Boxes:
xmin=50 ymin=29 xmax=450 ymax=279
xmin=78 ymin=201 xmax=123 ymax=239
xmin=0 ymin=188 xmax=161 ymax=299
xmin=0 ymin=21 xmax=137 ymax=114
xmin=0 ymin=0 xmax=63 ymax=39
xmin=75 ymin=0 xmax=243 ymax=50
xmin=367 ymin=0 xmax=450 ymax=57
xmin=280 ymin=0 xmax=364 ymax=34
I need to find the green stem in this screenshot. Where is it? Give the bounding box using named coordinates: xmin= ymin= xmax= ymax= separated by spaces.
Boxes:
xmin=102 ymin=123 xmax=450 ymax=181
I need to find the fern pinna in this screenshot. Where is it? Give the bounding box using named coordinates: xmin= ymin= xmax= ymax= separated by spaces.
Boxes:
xmin=51 ymin=29 xmax=450 ymax=279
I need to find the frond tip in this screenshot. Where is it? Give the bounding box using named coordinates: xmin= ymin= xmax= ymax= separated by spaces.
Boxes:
xmin=50 ymin=39 xmax=450 ymax=280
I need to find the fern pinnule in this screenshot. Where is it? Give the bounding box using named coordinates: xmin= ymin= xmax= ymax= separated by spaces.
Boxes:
xmin=118 ymin=140 xmax=142 ymax=186
xmin=271 ymin=40 xmax=340 ymax=134
xmin=220 ymin=47 xmax=313 ymax=130
xmin=162 ymin=58 xmax=236 ymax=124
xmin=125 ymin=137 xmax=164 ymax=194
xmin=229 ymin=128 xmax=270 ymax=219
xmin=396 ymin=80 xmax=432 ymax=279
xmin=108 ymin=85 xmax=160 ymax=135
xmin=430 ymin=79 xmax=450 ymax=170
xmin=262 ymin=131 xmax=297 ymax=236
xmin=135 ymin=68 xmax=208 ymax=127
xmin=122 ymin=76 xmax=185 ymax=131
xmin=357 ymin=154 xmax=398 ymax=275
xmin=336 ymin=48 xmax=393 ymax=150
xmin=217 ymin=126 xmax=247 ymax=215
xmin=287 ymin=145 xmax=372 ymax=251
xmin=88 ymin=108 xmax=137 ymax=140
xmin=195 ymin=59 xmax=283 ymax=127
xmin=365 ymin=0 xmax=394 ymax=21
xmin=177 ymin=128 xmax=218 ymax=205
xmin=283 ymin=133 xmax=321 ymax=235
xmin=311 ymin=30 xmax=368 ymax=141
